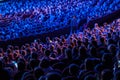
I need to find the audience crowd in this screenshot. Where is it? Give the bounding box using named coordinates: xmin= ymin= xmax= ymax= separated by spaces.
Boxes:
xmin=0 ymin=0 xmax=120 ymax=40
xmin=0 ymin=17 xmax=120 ymax=80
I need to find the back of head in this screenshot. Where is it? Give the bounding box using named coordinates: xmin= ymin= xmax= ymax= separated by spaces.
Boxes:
xmin=69 ymin=64 xmax=80 ymax=76
xmin=107 ymin=44 xmax=116 ymax=55
xmin=84 ymin=74 xmax=97 ymax=80
xmin=44 ymin=49 xmax=51 ymax=57
xmin=79 ymin=46 xmax=87 ymax=54
xmin=102 ymin=53 xmax=113 ymax=64
xmin=18 ymin=61 xmax=26 ymax=71
xmin=79 ymin=46 xmax=88 ymax=60
xmin=34 ymin=67 xmax=44 ymax=79
xmin=91 ymin=40 xmax=98 ymax=48
xmin=85 ymin=58 xmax=96 ymax=71
xmin=65 ymin=49 xmax=72 ymax=60
xmin=89 ymin=46 xmax=97 ymax=57
xmin=101 ymin=69 xmax=113 ymax=80
xmin=94 ymin=63 xmax=104 ymax=74
xmin=62 ymin=76 xmax=78 ymax=80
xmin=29 ymin=59 xmax=39 ymax=70
xmin=40 ymin=59 xmax=50 ymax=68
xmin=100 ymin=37 xmax=105 ymax=44
xmin=107 ymin=38 xmax=114 ymax=45
xmin=0 ymin=60 xmax=3 ymax=70
xmin=21 ymin=73 xmax=35 ymax=80
xmin=31 ymin=52 xmax=38 ymax=59
xmin=52 ymin=62 xmax=66 ymax=71
xmin=45 ymin=71 xmax=62 ymax=80
xmin=114 ymin=70 xmax=120 ymax=80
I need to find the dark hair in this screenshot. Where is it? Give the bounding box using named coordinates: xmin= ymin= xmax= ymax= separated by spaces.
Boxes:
xmin=69 ymin=64 xmax=80 ymax=76
xmin=44 ymin=49 xmax=51 ymax=57
xmin=34 ymin=67 xmax=44 ymax=79
xmin=18 ymin=61 xmax=26 ymax=71
xmin=29 ymin=59 xmax=40 ymax=70
xmin=84 ymin=58 xmax=93 ymax=71
xmin=65 ymin=49 xmax=72 ymax=60
xmin=31 ymin=52 xmax=38 ymax=59
xmin=52 ymin=62 xmax=66 ymax=71
xmin=21 ymin=73 xmax=35 ymax=80
xmin=89 ymin=46 xmax=97 ymax=57
xmin=84 ymin=74 xmax=97 ymax=80
xmin=94 ymin=63 xmax=104 ymax=74
xmin=101 ymin=69 xmax=113 ymax=80
xmin=45 ymin=71 xmax=62 ymax=80
xmin=62 ymin=76 xmax=78 ymax=80
xmin=57 ymin=47 xmax=62 ymax=55
xmin=0 ymin=60 xmax=3 ymax=70
xmin=91 ymin=40 xmax=98 ymax=48
xmin=100 ymin=37 xmax=105 ymax=44
xmin=114 ymin=71 xmax=120 ymax=80
xmin=79 ymin=46 xmax=88 ymax=60
xmin=40 ymin=59 xmax=50 ymax=68
xmin=102 ymin=53 xmax=113 ymax=64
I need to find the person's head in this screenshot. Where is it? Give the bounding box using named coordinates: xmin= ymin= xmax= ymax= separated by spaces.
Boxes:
xmin=34 ymin=67 xmax=44 ymax=79
xmin=6 ymin=48 xmax=12 ymax=54
xmin=85 ymin=58 xmax=100 ymax=71
xmin=107 ymin=44 xmax=116 ymax=55
xmin=69 ymin=64 xmax=80 ymax=76
xmin=44 ymin=49 xmax=51 ymax=57
xmin=40 ymin=59 xmax=50 ymax=68
xmin=77 ymin=40 xmax=82 ymax=47
xmin=29 ymin=59 xmax=39 ymax=70
xmin=84 ymin=74 xmax=97 ymax=80
xmin=107 ymin=38 xmax=114 ymax=45
xmin=72 ymin=46 xmax=79 ymax=54
xmin=102 ymin=53 xmax=113 ymax=69
xmin=7 ymin=45 xmax=14 ymax=51
xmin=31 ymin=52 xmax=38 ymax=59
xmin=103 ymin=22 xmax=108 ymax=27
xmin=79 ymin=70 xmax=96 ymax=80
xmin=89 ymin=46 xmax=97 ymax=57
xmin=62 ymin=76 xmax=78 ymax=80
xmin=100 ymin=36 xmax=106 ymax=44
xmin=65 ymin=48 xmax=72 ymax=59
xmin=102 ymin=53 xmax=113 ymax=62
xmin=49 ymin=45 xmax=55 ymax=52
xmin=46 ymin=37 xmax=51 ymax=42
xmin=25 ymin=43 xmax=30 ymax=48
xmin=94 ymin=23 xmax=99 ymax=28
xmin=78 ymin=70 xmax=87 ymax=80
xmin=26 ymin=48 xmax=31 ymax=54
xmin=106 ymin=32 xmax=111 ymax=38
xmin=84 ymin=58 xmax=94 ymax=71
xmin=52 ymin=62 xmax=66 ymax=71
xmin=56 ymin=47 xmax=62 ymax=55
xmin=114 ymin=70 xmax=120 ymax=80
xmin=91 ymin=40 xmax=98 ymax=48
xmin=116 ymin=50 xmax=120 ymax=60
xmin=20 ymin=50 xmax=27 ymax=56
xmin=18 ymin=61 xmax=26 ymax=71
xmin=21 ymin=73 xmax=36 ymax=80
xmin=94 ymin=63 xmax=104 ymax=75
xmin=79 ymin=46 xmax=87 ymax=59
xmin=0 ymin=60 xmax=3 ymax=70
xmin=39 ymin=76 xmax=46 ymax=80
xmin=45 ymin=71 xmax=62 ymax=80
xmin=14 ymin=46 xmax=19 ymax=50
xmin=101 ymin=69 xmax=113 ymax=80
xmin=0 ymin=48 xmax=4 ymax=54
xmin=32 ymin=47 xmax=37 ymax=53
